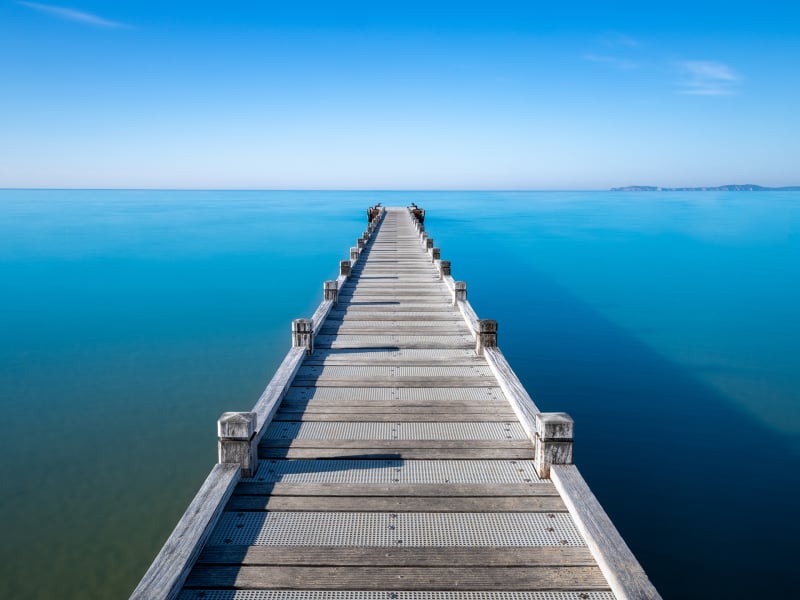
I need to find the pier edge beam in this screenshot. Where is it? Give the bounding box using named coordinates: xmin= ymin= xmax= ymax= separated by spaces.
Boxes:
xmin=534 ymin=412 xmax=574 ymax=479
xmin=292 ymin=318 xmax=314 ymax=355
xmin=453 ymin=280 xmax=467 ymax=305
xmin=476 ymin=319 xmax=498 ymax=356
xmin=439 ymin=260 xmax=451 ymax=279
xmin=217 ymin=411 xmax=258 ymax=477
xmin=324 ymin=280 xmax=338 ymax=304
xmin=340 ymin=260 xmax=351 ymax=278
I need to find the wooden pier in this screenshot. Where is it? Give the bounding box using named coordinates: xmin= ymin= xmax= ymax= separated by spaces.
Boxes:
xmin=132 ymin=206 xmax=660 ymax=600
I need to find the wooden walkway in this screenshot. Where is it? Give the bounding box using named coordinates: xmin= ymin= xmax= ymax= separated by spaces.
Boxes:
xmin=133 ymin=206 xmax=660 ymax=600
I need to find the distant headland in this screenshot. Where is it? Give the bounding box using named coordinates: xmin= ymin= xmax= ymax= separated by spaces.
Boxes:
xmin=611 ymin=184 xmax=800 ymax=192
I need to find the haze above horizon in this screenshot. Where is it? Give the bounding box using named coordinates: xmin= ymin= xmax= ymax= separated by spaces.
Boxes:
xmin=1 ymin=1 xmax=798 ymax=190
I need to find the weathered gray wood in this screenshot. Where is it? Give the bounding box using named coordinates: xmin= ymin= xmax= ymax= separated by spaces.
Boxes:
xmin=198 ymin=545 xmax=593 ymax=566
xmin=339 ymin=259 xmax=351 ymax=278
xmin=258 ymin=446 xmax=537 ymax=459
xmin=217 ymin=412 xmax=258 ymax=477
xmin=483 ymin=346 xmax=541 ymax=442
xmin=323 ymin=280 xmax=338 ymax=304
xmin=475 ymin=319 xmax=498 ymax=355
xmin=535 ymin=412 xmax=575 ymax=478
xmin=235 ymin=482 xmax=557 ymax=497
xmin=225 ymin=494 xmax=567 ymax=512
xmin=551 ymin=465 xmax=662 ymax=600
xmin=274 ymin=411 xmax=518 ymax=422
xmin=291 ymin=318 xmax=314 ymax=354
xmin=251 ymin=347 xmax=306 ymax=446
xmin=184 ymin=565 xmax=610 ymax=591
xmin=129 ymin=463 xmax=240 ymax=600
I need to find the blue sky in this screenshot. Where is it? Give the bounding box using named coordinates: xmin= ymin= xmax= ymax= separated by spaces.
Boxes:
xmin=1 ymin=1 xmax=798 ymax=189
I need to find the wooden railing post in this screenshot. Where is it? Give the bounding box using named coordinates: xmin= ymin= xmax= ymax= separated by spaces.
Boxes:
xmin=431 ymin=247 xmax=441 ymax=262
xmin=357 ymin=238 xmax=365 ymax=250
xmin=340 ymin=260 xmax=351 ymax=278
xmin=218 ymin=412 xmax=258 ymax=477
xmin=453 ymin=280 xmax=467 ymax=305
xmin=439 ymin=260 xmax=451 ymax=280
xmin=324 ymin=280 xmax=338 ymax=304
xmin=425 ymin=237 xmax=434 ymax=250
xmin=476 ymin=319 xmax=497 ymax=356
xmin=292 ymin=318 xmax=313 ymax=355
xmin=534 ymin=413 xmax=574 ymax=478
xmin=350 ymin=247 xmax=359 ymax=261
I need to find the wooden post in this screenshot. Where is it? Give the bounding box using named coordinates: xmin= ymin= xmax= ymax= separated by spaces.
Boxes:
xmin=421 ymin=232 xmax=428 ymax=244
xmin=534 ymin=413 xmax=574 ymax=478
xmin=218 ymin=412 xmax=258 ymax=477
xmin=324 ymin=280 xmax=338 ymax=304
xmin=425 ymin=238 xmax=434 ymax=250
xmin=292 ymin=318 xmax=313 ymax=355
xmin=431 ymin=247 xmax=441 ymax=262
xmin=439 ymin=260 xmax=451 ymax=279
xmin=476 ymin=319 xmax=497 ymax=356
xmin=357 ymin=238 xmax=365 ymax=250
xmin=340 ymin=260 xmax=351 ymax=278
xmin=363 ymin=230 xmax=370 ymax=241
xmin=453 ymin=280 xmax=467 ymax=305
xmin=350 ymin=247 xmax=359 ymax=261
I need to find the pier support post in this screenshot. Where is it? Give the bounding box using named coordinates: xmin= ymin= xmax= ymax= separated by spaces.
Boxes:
xmin=357 ymin=238 xmax=365 ymax=250
xmin=534 ymin=413 xmax=574 ymax=479
xmin=439 ymin=260 xmax=451 ymax=280
xmin=292 ymin=318 xmax=314 ymax=355
xmin=324 ymin=280 xmax=338 ymax=304
xmin=340 ymin=260 xmax=351 ymax=278
xmin=421 ymin=232 xmax=429 ymax=244
xmin=453 ymin=281 xmax=467 ymax=305
xmin=218 ymin=412 xmax=258 ymax=477
xmin=476 ymin=319 xmax=498 ymax=356
xmin=350 ymin=247 xmax=359 ymax=261
xmin=431 ymin=247 xmax=441 ymax=262
xmin=425 ymin=238 xmax=434 ymax=250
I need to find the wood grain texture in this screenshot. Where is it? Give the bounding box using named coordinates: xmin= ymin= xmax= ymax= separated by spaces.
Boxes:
xmin=184 ymin=565 xmax=610 ymax=591
xmin=197 ymin=545 xmax=593 ymax=566
xmin=251 ymin=347 xmax=306 ymax=445
xmin=234 ymin=482 xmax=557 ymax=497
xmin=484 ymin=346 xmax=541 ymax=442
xmin=551 ymin=465 xmax=662 ymax=600
xmin=129 ymin=463 xmax=240 ymax=600
xmin=225 ymin=494 xmax=567 ymax=512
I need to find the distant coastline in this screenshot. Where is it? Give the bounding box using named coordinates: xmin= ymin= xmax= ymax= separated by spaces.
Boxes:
xmin=611 ymin=184 xmax=800 ymax=192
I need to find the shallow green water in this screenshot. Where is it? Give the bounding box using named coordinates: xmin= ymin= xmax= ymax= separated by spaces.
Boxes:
xmin=1 ymin=190 xmax=798 ymax=598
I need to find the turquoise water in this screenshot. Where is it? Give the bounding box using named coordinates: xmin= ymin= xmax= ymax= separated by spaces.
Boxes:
xmin=1 ymin=190 xmax=798 ymax=598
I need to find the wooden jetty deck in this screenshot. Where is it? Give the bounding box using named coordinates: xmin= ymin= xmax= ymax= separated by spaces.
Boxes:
xmin=132 ymin=206 xmax=660 ymax=600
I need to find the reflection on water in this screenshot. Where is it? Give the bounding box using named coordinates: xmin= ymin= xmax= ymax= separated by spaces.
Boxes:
xmin=1 ymin=190 xmax=798 ymax=599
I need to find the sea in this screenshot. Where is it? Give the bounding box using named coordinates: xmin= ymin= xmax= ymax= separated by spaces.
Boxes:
xmin=1 ymin=189 xmax=798 ymax=599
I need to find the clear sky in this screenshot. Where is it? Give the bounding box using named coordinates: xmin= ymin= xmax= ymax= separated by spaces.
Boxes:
xmin=1 ymin=1 xmax=798 ymax=189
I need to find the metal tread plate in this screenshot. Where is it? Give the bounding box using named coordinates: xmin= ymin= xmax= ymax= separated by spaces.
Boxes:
xmin=264 ymin=422 xmax=526 ymax=441
xmin=246 ymin=459 xmax=542 ymax=484
xmin=208 ymin=512 xmax=585 ymax=547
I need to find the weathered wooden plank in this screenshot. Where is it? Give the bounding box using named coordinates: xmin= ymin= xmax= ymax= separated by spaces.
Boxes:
xmin=183 ymin=565 xmax=610 ymax=591
xmin=260 ymin=438 xmax=532 ymax=449
xmin=130 ymin=463 xmax=240 ymax=600
xmin=250 ymin=347 xmax=306 ymax=445
xmin=197 ymin=545 xmax=594 ymax=566
xmin=258 ymin=446 xmax=537 ymax=459
xmin=483 ymin=346 xmax=541 ymax=442
xmin=273 ymin=411 xmax=518 ymax=422
xmin=551 ymin=465 xmax=662 ymax=600
xmin=289 ymin=378 xmax=497 ymax=388
xmin=234 ymin=482 xmax=557 ymax=497
xmin=225 ymin=494 xmax=567 ymax=512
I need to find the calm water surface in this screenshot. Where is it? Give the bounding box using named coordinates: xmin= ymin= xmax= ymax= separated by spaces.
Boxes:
xmin=1 ymin=190 xmax=798 ymax=598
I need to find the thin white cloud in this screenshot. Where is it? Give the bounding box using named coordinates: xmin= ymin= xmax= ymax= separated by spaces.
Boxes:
xmin=18 ymin=1 xmax=127 ymax=28
xmin=678 ymin=60 xmax=741 ymax=96
xmin=584 ymin=53 xmax=639 ymax=70
xmin=601 ymin=33 xmax=640 ymax=48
